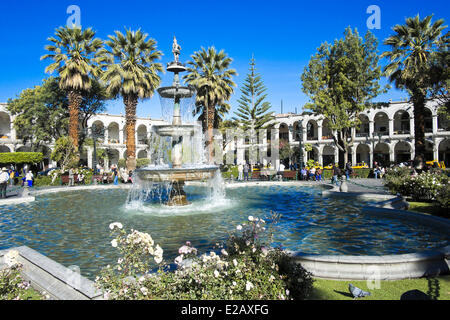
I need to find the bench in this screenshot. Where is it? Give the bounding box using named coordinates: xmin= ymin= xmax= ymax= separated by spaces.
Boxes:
xmin=251 ymin=171 xmax=261 ymax=180
xmin=282 ymin=171 xmax=298 ymax=180
xmin=60 ymin=174 xmax=81 ymax=185
xmin=260 ymin=169 xmax=277 ymax=181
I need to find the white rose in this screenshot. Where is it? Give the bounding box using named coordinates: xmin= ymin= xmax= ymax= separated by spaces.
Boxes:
xmin=246 ymin=281 xmax=254 ymax=291
xmin=111 ymin=239 xmax=118 ymax=248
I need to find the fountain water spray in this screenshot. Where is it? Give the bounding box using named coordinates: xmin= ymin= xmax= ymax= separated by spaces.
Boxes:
xmin=128 ymin=37 xmax=224 ymax=207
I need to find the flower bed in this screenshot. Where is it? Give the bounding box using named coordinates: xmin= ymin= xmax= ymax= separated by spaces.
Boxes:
xmin=95 ymin=215 xmax=314 ymax=300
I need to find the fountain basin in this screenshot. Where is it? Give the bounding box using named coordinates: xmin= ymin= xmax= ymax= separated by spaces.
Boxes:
xmin=135 ymin=165 xmax=219 ymax=182
xmin=157 ymin=86 xmax=195 ymax=99
xmin=154 ymin=124 xmax=196 ymax=137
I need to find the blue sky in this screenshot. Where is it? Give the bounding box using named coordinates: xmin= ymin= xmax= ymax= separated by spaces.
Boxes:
xmin=0 ymin=0 xmax=448 ymax=119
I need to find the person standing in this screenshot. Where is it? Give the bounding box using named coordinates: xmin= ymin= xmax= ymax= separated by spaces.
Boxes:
xmin=345 ymin=162 xmax=353 ymax=180
xmin=0 ymin=167 xmax=10 ymax=199
xmin=316 ymin=167 xmax=322 ymax=181
xmin=332 ymin=164 xmax=340 ymax=186
xmin=113 ymin=165 xmax=119 ymax=185
xmin=243 ymin=162 xmax=249 ymax=181
xmin=309 ymin=166 xmax=316 ymax=181
xmin=374 ymin=162 xmax=381 ymax=179
xmin=25 ymin=170 xmax=34 ymax=187
xmin=68 ymin=167 xmax=74 ymax=187
xmin=238 ymin=163 xmax=244 ymax=181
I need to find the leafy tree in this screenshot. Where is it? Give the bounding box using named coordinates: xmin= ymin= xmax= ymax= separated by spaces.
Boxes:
xmin=51 ymin=136 xmax=79 ymax=170
xmin=184 ymin=47 xmax=237 ymax=162
xmin=381 ymin=14 xmax=448 ymax=164
xmin=100 ymin=28 xmax=163 ymax=170
xmin=41 ymin=26 xmax=103 ymax=151
xmin=233 ymin=56 xmax=275 ymax=131
xmin=7 ymin=77 xmax=107 ymax=151
xmin=301 ymin=27 xmax=387 ymax=166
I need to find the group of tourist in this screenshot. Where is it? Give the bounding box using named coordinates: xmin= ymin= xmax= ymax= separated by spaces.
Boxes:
xmin=94 ymin=164 xmax=133 ymax=185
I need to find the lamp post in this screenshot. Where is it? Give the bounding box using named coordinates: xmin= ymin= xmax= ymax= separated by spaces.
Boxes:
xmin=291 ymin=120 xmax=304 ymax=171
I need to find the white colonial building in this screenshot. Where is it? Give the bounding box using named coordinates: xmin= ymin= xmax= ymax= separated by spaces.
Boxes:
xmin=1 ymin=99 xmax=450 ymax=170
xmin=227 ymin=99 xmax=450 ymax=169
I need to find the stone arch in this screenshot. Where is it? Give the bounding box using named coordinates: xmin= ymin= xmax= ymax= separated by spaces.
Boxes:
xmin=0 ymin=145 xmax=11 ymax=153
xmin=394 ymin=141 xmax=412 ymax=164
xmin=322 ymin=145 xmax=335 ymax=166
xmin=374 ymin=111 xmax=389 ymax=136
xmin=374 ymin=142 xmax=390 ymax=166
xmin=322 ymin=119 xmax=333 ymax=139
xmin=137 ymin=150 xmax=148 ymax=159
xmin=306 ymin=119 xmax=318 ymax=140
xmin=424 ymin=108 xmax=433 ymax=133
xmin=278 ymin=123 xmax=289 ymax=141
xmin=356 ymin=114 xmax=370 ymax=137
xmin=393 ymin=110 xmax=410 ymax=134
xmin=92 ymin=120 xmax=105 ymax=142
xmin=107 ymin=149 xmax=120 ymax=166
xmin=356 ymin=143 xmax=370 ymax=165
xmin=108 ymin=122 xmax=120 ymax=144
xmin=137 ymin=125 xmax=148 ymax=145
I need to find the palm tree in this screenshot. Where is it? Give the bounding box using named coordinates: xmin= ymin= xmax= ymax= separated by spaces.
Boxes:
xmin=41 ymin=26 xmax=103 ymax=151
xmin=381 ymin=14 xmax=448 ymax=165
xmin=100 ymin=28 xmax=163 ymax=170
xmin=184 ymin=47 xmax=237 ymax=162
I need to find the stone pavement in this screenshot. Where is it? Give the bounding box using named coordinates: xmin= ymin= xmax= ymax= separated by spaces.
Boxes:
xmin=342 ymin=178 xmax=390 ymax=195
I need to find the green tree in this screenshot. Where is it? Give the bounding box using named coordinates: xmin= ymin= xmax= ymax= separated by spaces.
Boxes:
xmin=100 ymin=28 xmax=163 ymax=170
xmin=51 ymin=136 xmax=78 ymax=170
xmin=233 ymin=56 xmax=275 ymax=132
xmin=41 ymin=26 xmax=103 ymax=151
xmin=184 ymin=47 xmax=237 ymax=162
xmin=301 ymin=27 xmax=387 ymax=166
xmin=381 ymin=14 xmax=448 ymax=164
xmin=7 ymin=77 xmax=107 ymax=151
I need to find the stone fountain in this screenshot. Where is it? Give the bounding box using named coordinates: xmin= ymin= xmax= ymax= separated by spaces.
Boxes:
xmin=133 ymin=37 xmax=219 ymax=206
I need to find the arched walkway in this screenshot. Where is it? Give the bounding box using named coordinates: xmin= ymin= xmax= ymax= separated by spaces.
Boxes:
xmin=356 ymin=144 xmax=370 ymax=165
xmin=0 ymin=112 xmax=11 ymax=138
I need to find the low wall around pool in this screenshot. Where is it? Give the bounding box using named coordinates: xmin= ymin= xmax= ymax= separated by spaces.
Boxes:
xmin=293 ymin=207 xmax=450 ymax=280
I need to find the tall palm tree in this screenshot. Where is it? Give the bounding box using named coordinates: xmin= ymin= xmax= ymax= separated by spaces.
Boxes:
xmin=381 ymin=14 xmax=448 ymax=165
xmin=41 ymin=26 xmax=103 ymax=151
xmin=184 ymin=47 xmax=237 ymax=163
xmin=100 ymin=28 xmax=163 ymax=170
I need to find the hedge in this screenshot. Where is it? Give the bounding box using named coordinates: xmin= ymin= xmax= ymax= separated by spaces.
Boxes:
xmin=0 ymin=152 xmax=44 ymax=165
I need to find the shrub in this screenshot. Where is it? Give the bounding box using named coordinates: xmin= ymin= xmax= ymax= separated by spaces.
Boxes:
xmin=0 ymin=152 xmax=44 ymax=165
xmin=0 ymin=250 xmax=44 ymax=300
xmin=96 ymin=215 xmax=314 ymax=300
xmin=435 ymin=184 xmax=450 ymax=209
xmin=384 ymin=169 xmax=449 ymax=202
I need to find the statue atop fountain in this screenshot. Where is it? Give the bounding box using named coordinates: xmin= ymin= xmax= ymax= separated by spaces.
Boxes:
xmin=132 ymin=38 xmax=220 ymax=206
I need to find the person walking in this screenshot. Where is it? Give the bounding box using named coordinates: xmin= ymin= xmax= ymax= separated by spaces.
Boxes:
xmin=0 ymin=167 xmax=10 ymax=199
xmin=238 ymin=163 xmax=244 ymax=181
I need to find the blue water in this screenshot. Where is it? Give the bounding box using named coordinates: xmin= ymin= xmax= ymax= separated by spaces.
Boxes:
xmin=0 ymin=185 xmax=448 ymax=279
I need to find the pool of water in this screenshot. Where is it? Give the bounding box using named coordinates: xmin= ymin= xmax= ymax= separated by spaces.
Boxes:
xmin=0 ymin=185 xmax=449 ymax=279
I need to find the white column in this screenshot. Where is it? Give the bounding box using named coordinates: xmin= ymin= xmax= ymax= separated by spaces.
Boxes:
xmin=351 ymin=146 xmax=357 ymax=166
xmin=317 ymin=121 xmax=323 ymax=141
xmin=87 ymin=147 xmax=93 ymax=168
xmin=389 ymin=118 xmax=394 ymax=137
xmin=433 ymin=140 xmax=439 ymax=161
xmin=119 ymin=128 xmax=124 ymax=145
xmin=369 ymin=121 xmax=374 ymax=138
xmin=318 ymin=149 xmax=323 ymax=166
xmin=432 ymin=115 xmax=438 ymax=134
xmin=389 ymin=147 xmax=395 ymax=163
xmin=104 ymin=128 xmax=109 ymax=144
xmin=410 ymin=117 xmax=415 ymax=137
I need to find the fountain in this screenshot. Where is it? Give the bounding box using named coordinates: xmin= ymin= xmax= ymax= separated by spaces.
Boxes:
xmin=132 ymin=37 xmax=220 ymax=206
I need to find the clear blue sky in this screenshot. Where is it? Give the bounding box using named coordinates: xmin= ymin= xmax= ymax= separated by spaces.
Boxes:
xmin=0 ymin=0 xmax=448 ymax=119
